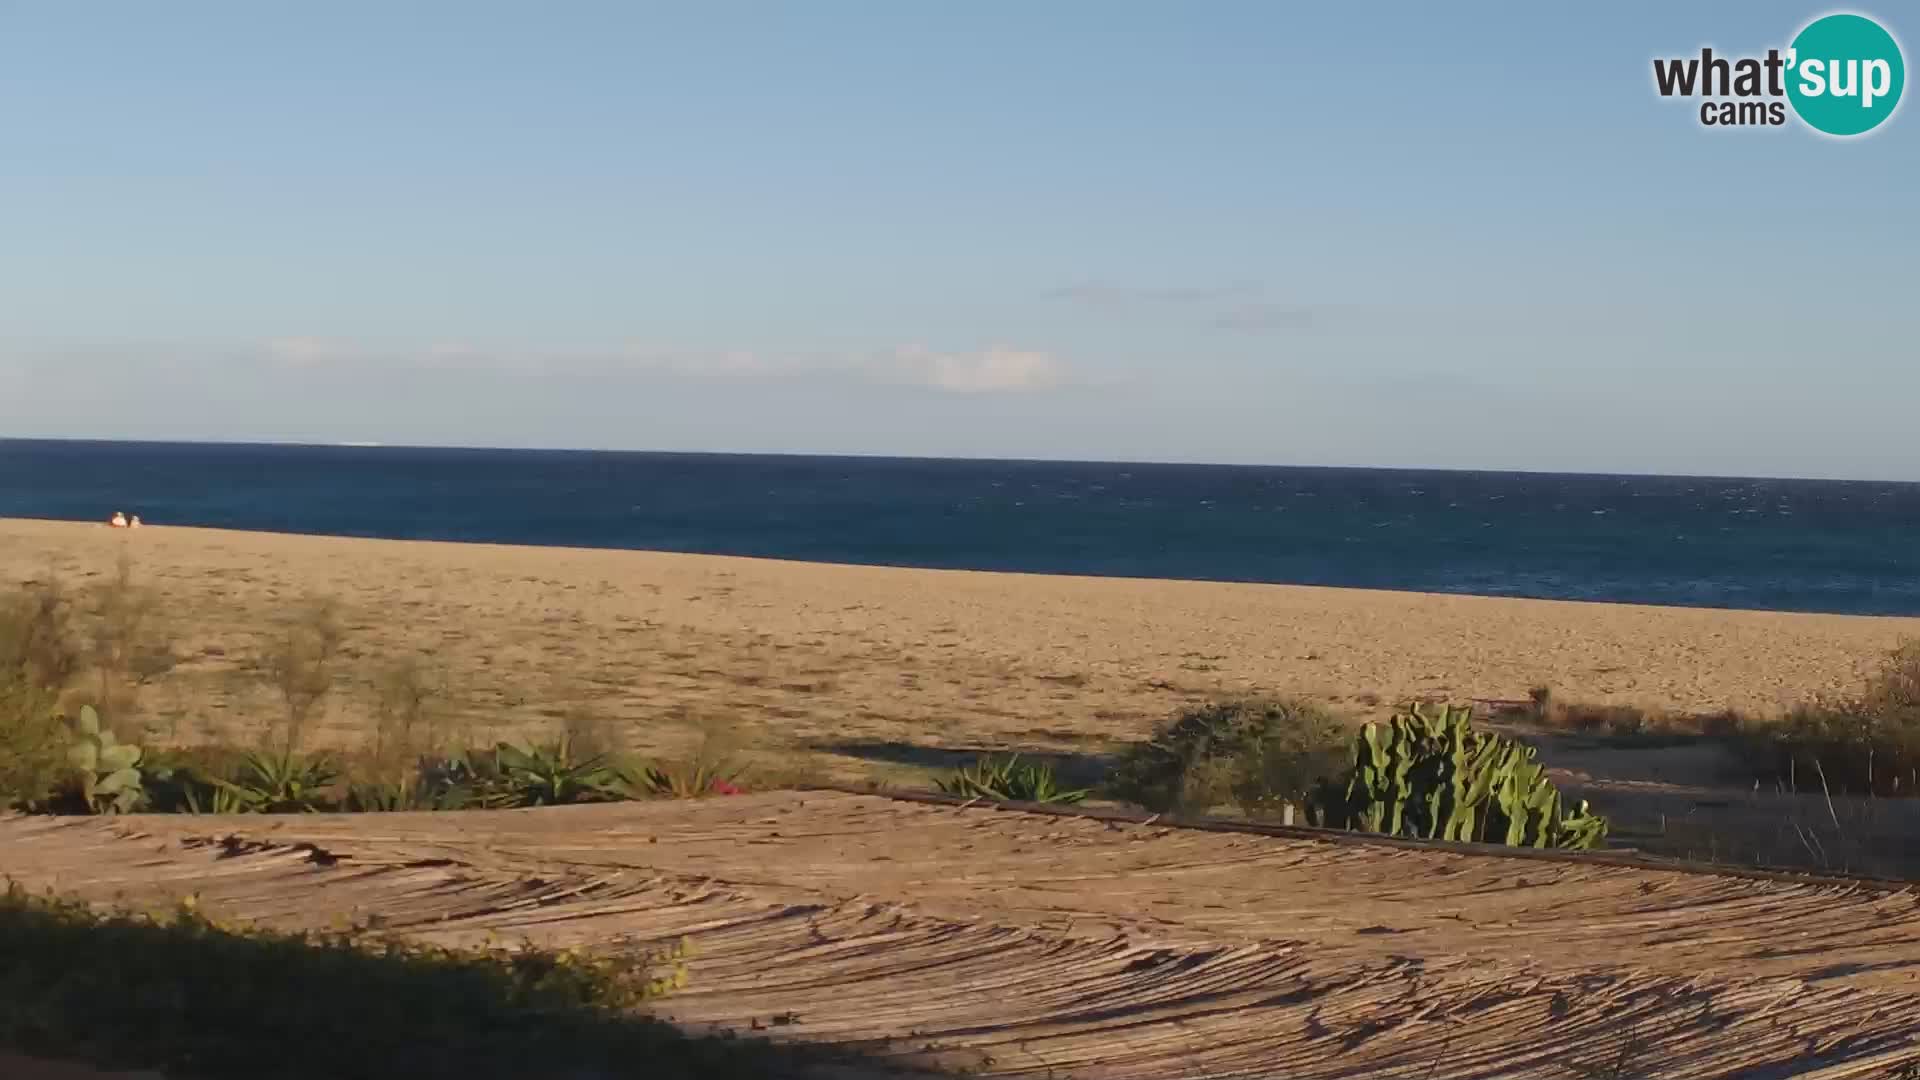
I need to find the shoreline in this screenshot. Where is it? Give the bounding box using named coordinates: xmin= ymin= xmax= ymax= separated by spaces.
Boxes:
xmin=4 ymin=517 xmax=1917 ymax=761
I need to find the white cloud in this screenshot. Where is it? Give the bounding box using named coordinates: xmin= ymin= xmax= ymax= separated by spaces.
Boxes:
xmin=264 ymin=337 xmax=360 ymax=367
xmin=884 ymin=344 xmax=1065 ymax=393
xmin=2 ymin=336 xmax=1074 ymax=396
xmin=1045 ymin=282 xmax=1256 ymax=307
xmin=250 ymin=338 xmax=1071 ymax=393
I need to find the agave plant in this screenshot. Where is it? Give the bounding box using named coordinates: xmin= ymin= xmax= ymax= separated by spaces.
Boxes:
xmin=182 ymin=780 xmax=255 ymax=815
xmin=936 ymin=754 xmax=1087 ymax=805
xmin=493 ymin=737 xmax=618 ymax=806
xmin=415 ymin=748 xmax=521 ymax=809
xmin=605 ymin=754 xmax=746 ymax=800
xmin=210 ymin=750 xmax=341 ymax=813
xmin=65 ymin=705 xmax=145 ymax=813
xmin=407 ymin=739 xmax=620 ymax=809
xmin=342 ymin=778 xmax=463 ymax=813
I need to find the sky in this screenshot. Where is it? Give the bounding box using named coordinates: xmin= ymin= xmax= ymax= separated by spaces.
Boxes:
xmin=2 ymin=2 xmax=1915 ymax=480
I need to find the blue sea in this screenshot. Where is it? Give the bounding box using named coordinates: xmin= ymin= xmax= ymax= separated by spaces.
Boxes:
xmin=2 ymin=439 xmax=1917 ymax=617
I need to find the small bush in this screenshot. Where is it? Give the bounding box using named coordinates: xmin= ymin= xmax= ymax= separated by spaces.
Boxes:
xmin=935 ymin=754 xmax=1086 ymax=804
xmin=140 ymin=745 xmax=249 ymax=813
xmin=1559 ymin=702 xmax=1651 ymax=736
xmin=1526 ymin=686 xmax=1652 ymax=738
xmin=81 ymin=556 xmax=173 ymax=721
xmin=609 ymin=723 xmax=750 ymax=800
xmin=259 ymin=597 xmax=344 ymax=756
xmin=0 ymin=583 xmax=82 ymax=810
xmin=365 ymin=655 xmax=453 ymax=777
xmin=1526 ymin=685 xmax=1553 ymax=721
xmin=0 ymin=580 xmax=82 ymax=692
xmin=1864 ymin=640 xmax=1920 ymax=715
xmin=1107 ymin=698 xmax=1349 ymax=816
xmin=1750 ymin=641 xmax=1920 ymax=796
xmin=0 ymin=678 xmax=67 ymax=812
xmin=609 ymin=754 xmax=747 ymax=800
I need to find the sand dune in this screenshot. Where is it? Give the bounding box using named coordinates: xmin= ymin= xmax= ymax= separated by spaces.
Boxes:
xmin=3 ymin=518 xmax=1916 ymax=770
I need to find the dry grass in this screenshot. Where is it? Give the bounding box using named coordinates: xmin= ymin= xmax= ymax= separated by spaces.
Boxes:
xmin=0 ymin=580 xmax=83 ymax=810
xmin=256 ymin=595 xmax=344 ymax=756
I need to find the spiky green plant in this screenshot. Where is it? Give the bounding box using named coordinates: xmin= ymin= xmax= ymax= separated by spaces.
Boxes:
xmin=185 ymin=779 xmax=255 ymax=815
xmin=493 ymin=737 xmax=618 ymax=806
xmin=65 ymin=705 xmax=146 ymax=814
xmin=605 ymin=754 xmax=745 ymax=800
xmin=936 ymin=753 xmax=1087 ymax=805
xmin=342 ymin=777 xmax=471 ymax=813
xmin=414 ymin=748 xmax=520 ymax=810
xmin=1310 ymin=702 xmax=1608 ymax=850
xmin=210 ymin=750 xmax=341 ymax=813
xmin=405 ymin=740 xmax=621 ymax=809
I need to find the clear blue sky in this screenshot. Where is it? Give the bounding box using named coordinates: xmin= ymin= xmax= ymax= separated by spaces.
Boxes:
xmin=3 ymin=2 xmax=1914 ymax=479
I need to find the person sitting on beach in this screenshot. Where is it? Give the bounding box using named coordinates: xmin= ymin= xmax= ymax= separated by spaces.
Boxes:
xmin=128 ymin=515 xmax=143 ymax=529
xmin=109 ymin=511 xmax=128 ymax=528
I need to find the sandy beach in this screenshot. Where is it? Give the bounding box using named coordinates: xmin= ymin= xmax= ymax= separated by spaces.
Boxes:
xmin=3 ymin=517 xmax=1916 ymax=771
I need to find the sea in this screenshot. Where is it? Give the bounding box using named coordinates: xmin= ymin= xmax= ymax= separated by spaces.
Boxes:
xmin=2 ymin=439 xmax=1917 ymax=617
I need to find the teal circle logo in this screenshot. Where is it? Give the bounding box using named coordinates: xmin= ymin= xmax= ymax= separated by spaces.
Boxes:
xmin=1786 ymin=13 xmax=1905 ymax=136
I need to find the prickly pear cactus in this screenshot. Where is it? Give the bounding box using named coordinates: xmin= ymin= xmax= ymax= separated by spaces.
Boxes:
xmin=66 ymin=705 xmax=146 ymax=814
xmin=1312 ymin=702 xmax=1607 ymax=850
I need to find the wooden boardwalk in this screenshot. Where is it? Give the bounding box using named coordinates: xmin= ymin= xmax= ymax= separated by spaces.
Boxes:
xmin=6 ymin=791 xmax=1920 ymax=1078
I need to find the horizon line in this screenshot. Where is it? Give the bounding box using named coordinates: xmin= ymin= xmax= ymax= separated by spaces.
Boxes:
xmin=2 ymin=434 xmax=1915 ymax=488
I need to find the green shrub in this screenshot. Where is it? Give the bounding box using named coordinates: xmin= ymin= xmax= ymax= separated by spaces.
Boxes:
xmin=1107 ymin=698 xmax=1349 ymax=816
xmin=1310 ymin=702 xmax=1608 ymax=850
xmin=0 ymin=583 xmax=82 ymax=811
xmin=935 ymin=753 xmax=1086 ymax=804
xmin=492 ymin=737 xmax=619 ymax=805
xmin=409 ymin=738 xmax=624 ymax=808
xmin=208 ymin=750 xmax=343 ymax=813
xmin=138 ymin=746 xmax=244 ymax=813
xmin=0 ymin=678 xmax=67 ymax=812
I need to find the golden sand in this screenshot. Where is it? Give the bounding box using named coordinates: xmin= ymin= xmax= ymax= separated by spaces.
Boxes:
xmin=3 ymin=517 xmax=1916 ymax=769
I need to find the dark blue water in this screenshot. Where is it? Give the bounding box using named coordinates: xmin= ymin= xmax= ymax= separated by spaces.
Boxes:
xmin=3 ymin=439 xmax=1917 ymax=616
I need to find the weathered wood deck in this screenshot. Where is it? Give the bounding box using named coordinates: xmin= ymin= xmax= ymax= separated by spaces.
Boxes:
xmin=5 ymin=791 xmax=1920 ymax=1078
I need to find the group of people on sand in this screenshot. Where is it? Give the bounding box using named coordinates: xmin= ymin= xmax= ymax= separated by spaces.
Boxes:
xmin=107 ymin=511 xmax=143 ymax=529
